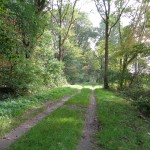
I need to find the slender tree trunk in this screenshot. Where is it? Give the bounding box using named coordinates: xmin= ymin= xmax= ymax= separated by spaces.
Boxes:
xmin=58 ymin=0 xmax=63 ymax=61
xmin=120 ymin=68 xmax=125 ymax=88
xmin=104 ymin=20 xmax=109 ymax=89
xmin=58 ymin=35 xmax=63 ymax=61
xmin=120 ymin=58 xmax=127 ymax=88
xmin=120 ymin=59 xmax=122 ymax=71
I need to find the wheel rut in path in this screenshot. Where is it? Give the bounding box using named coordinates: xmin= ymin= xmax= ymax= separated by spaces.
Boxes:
xmin=77 ymin=89 xmax=98 ymax=150
xmin=0 ymin=90 xmax=80 ymax=150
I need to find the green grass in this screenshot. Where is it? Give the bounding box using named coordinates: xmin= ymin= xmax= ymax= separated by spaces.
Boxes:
xmin=7 ymin=88 xmax=91 ymax=150
xmin=95 ymin=89 xmax=150 ymax=150
xmin=79 ymin=83 xmax=100 ymax=89
xmin=65 ymin=88 xmax=91 ymax=107
xmin=0 ymin=86 xmax=77 ymax=136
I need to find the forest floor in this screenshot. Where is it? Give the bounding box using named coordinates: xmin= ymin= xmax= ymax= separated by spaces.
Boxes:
xmin=0 ymin=85 xmax=150 ymax=150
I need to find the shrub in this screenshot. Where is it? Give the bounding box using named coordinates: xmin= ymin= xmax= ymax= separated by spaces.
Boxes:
xmin=134 ymin=97 xmax=150 ymax=116
xmin=120 ymin=87 xmax=150 ymax=100
xmin=120 ymin=87 xmax=150 ymax=117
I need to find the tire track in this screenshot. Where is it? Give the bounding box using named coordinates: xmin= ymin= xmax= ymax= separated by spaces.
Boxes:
xmin=77 ymin=89 xmax=98 ymax=150
xmin=0 ymin=90 xmax=80 ymax=150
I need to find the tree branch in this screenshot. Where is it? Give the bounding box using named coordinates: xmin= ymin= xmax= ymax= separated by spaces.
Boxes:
xmin=61 ymin=0 xmax=78 ymax=46
xmin=94 ymin=0 xmax=106 ymax=22
xmin=102 ymin=0 xmax=108 ymax=17
xmin=108 ymin=0 xmax=130 ymax=36
xmin=62 ymin=3 xmax=70 ymax=22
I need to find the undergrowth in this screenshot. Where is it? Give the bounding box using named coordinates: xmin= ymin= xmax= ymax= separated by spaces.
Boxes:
xmin=0 ymin=87 xmax=77 ymax=136
xmin=120 ymin=87 xmax=150 ymax=116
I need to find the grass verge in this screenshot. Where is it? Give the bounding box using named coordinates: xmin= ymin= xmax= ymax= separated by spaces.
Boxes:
xmin=95 ymin=89 xmax=150 ymax=150
xmin=7 ymin=88 xmax=91 ymax=150
xmin=0 ymin=86 xmax=77 ymax=136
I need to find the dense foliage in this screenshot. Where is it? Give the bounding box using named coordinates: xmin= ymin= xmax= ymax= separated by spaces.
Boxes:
xmin=0 ymin=0 xmax=149 ymax=116
xmin=0 ymin=0 xmax=65 ymax=95
xmin=120 ymin=87 xmax=150 ymax=116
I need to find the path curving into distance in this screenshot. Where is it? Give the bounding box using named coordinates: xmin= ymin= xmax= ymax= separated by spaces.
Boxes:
xmin=77 ymin=89 xmax=98 ymax=150
xmin=0 ymin=90 xmax=80 ymax=150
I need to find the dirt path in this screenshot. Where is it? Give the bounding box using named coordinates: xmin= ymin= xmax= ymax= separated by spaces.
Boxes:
xmin=77 ymin=90 xmax=98 ymax=150
xmin=0 ymin=90 xmax=80 ymax=150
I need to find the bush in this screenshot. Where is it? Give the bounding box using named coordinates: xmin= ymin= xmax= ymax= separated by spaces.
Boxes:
xmin=134 ymin=97 xmax=150 ymax=116
xmin=0 ymin=57 xmax=67 ymax=96
xmin=120 ymin=87 xmax=150 ymax=100
xmin=120 ymin=87 xmax=150 ymax=116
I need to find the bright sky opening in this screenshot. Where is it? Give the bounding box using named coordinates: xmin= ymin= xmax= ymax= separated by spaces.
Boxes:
xmin=77 ymin=0 xmax=132 ymax=27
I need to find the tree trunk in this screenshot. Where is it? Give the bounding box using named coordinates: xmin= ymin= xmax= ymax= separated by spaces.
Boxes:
xmin=58 ymin=0 xmax=63 ymax=61
xmin=104 ymin=20 xmax=109 ymax=89
xmin=120 ymin=68 xmax=125 ymax=88
xmin=119 ymin=58 xmax=127 ymax=88
xmin=58 ymin=35 xmax=63 ymax=61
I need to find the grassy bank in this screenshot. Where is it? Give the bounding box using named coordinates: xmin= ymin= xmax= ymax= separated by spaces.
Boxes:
xmin=95 ymin=89 xmax=150 ymax=150
xmin=7 ymin=88 xmax=91 ymax=150
xmin=0 ymin=86 xmax=77 ymax=136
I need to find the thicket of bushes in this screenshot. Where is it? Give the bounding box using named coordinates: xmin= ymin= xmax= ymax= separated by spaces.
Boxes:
xmin=120 ymin=87 xmax=150 ymax=117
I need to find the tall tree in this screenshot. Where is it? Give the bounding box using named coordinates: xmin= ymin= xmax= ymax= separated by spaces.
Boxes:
xmin=94 ymin=0 xmax=130 ymax=89
xmin=0 ymin=0 xmax=48 ymax=92
xmin=74 ymin=12 xmax=98 ymax=50
xmin=117 ymin=0 xmax=150 ymax=88
xmin=50 ymin=0 xmax=78 ymax=61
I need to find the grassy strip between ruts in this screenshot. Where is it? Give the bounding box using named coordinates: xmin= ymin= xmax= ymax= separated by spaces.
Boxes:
xmin=7 ymin=88 xmax=91 ymax=150
xmin=0 ymin=86 xmax=77 ymax=136
xmin=95 ymin=89 xmax=150 ymax=150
